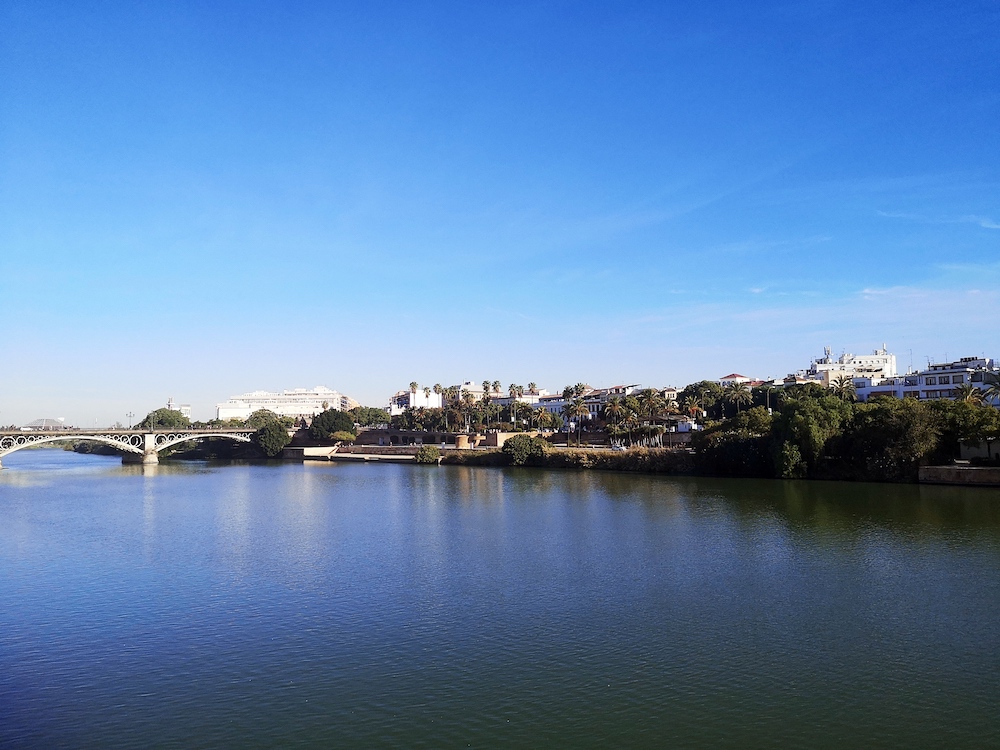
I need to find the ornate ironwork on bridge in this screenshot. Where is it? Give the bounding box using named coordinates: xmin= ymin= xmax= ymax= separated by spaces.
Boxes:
xmin=0 ymin=429 xmax=254 ymax=467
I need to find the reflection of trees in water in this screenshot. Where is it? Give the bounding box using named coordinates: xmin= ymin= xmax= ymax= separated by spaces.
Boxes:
xmin=675 ymin=476 xmax=1000 ymax=535
xmin=433 ymin=466 xmax=1000 ymax=539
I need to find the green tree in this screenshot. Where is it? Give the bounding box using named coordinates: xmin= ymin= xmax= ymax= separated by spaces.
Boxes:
xmin=350 ymin=406 xmax=390 ymax=427
xmin=732 ymin=406 xmax=773 ymax=436
xmin=771 ymin=395 xmax=852 ymax=473
xmin=839 ymin=398 xmax=940 ymax=481
xmin=138 ymin=408 xmax=191 ymax=430
xmin=247 ymin=409 xmax=293 ymax=429
xmin=679 ymin=381 xmax=724 ymax=419
xmin=254 ymin=421 xmax=291 ymax=457
xmin=310 ymin=409 xmax=355 ymax=440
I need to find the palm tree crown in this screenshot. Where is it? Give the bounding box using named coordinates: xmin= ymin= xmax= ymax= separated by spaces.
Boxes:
xmin=953 ymin=382 xmax=984 ymax=405
xmin=981 ymin=373 xmax=1000 ymax=406
xmin=832 ymin=375 xmax=856 ymax=402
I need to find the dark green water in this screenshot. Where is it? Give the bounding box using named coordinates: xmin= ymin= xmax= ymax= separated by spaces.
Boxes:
xmin=1 ymin=449 xmax=998 ymax=748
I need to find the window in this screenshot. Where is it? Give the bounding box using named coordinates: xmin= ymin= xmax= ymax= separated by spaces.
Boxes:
xmin=952 ymin=375 xmax=964 ymax=384
xmin=925 ymin=377 xmax=937 ymax=385
xmin=972 ymin=372 xmax=983 ymax=382
xmin=938 ymin=376 xmax=950 ymax=384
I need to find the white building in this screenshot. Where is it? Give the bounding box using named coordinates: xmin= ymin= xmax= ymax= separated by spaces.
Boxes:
xmin=805 ymin=345 xmax=897 ymax=385
xmin=855 ymin=356 xmax=997 ymax=402
xmin=718 ymin=373 xmax=753 ymax=386
xmin=217 ymin=386 xmax=358 ymax=421
xmin=388 ymin=388 xmax=444 ymax=416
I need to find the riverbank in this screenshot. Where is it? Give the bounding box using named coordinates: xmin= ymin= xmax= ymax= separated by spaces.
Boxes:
xmin=441 ymin=446 xmax=695 ymax=473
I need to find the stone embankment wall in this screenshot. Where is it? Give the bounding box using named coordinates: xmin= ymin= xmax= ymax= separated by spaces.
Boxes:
xmin=918 ymin=466 xmax=1000 ymax=487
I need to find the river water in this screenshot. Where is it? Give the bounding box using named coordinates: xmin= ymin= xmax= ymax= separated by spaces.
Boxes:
xmin=1 ymin=449 xmax=998 ymax=748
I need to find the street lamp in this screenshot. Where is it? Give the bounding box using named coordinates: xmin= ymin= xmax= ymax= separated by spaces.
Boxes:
xmin=127 ymin=412 xmax=134 ymax=429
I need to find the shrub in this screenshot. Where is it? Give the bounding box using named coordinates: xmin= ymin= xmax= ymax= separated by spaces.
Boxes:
xmin=415 ymin=445 xmax=441 ymax=464
xmin=502 ymin=434 xmax=550 ymax=466
xmin=330 ymin=430 xmax=357 ymax=443
xmin=774 ymin=441 xmax=806 ymax=479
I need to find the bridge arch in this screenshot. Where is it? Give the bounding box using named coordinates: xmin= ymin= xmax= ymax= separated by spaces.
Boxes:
xmin=0 ymin=433 xmax=144 ymax=459
xmin=149 ymin=432 xmax=253 ymax=453
xmin=0 ymin=430 xmax=255 ymax=467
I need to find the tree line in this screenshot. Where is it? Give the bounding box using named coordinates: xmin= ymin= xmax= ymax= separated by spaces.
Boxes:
xmin=692 ymin=392 xmax=1000 ymax=481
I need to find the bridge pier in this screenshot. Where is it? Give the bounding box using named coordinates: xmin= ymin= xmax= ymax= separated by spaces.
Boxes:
xmin=122 ymin=452 xmax=158 ymax=465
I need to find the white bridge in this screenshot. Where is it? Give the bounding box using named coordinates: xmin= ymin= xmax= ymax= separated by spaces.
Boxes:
xmin=0 ymin=429 xmax=254 ymax=468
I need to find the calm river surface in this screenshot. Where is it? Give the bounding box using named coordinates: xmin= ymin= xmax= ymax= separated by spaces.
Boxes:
xmin=1 ymin=449 xmax=998 ymax=748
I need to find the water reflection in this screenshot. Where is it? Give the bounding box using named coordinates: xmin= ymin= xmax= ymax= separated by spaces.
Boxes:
xmin=2 ymin=452 xmax=1000 ymax=748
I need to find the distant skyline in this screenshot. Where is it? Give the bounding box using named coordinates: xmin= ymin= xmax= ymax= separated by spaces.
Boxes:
xmin=2 ymin=1 xmax=998 ymax=425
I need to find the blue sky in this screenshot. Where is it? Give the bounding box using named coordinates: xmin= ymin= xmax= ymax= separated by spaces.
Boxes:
xmin=1 ymin=1 xmax=998 ymax=424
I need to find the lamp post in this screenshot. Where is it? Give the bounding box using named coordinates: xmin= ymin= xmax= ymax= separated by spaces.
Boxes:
xmin=127 ymin=412 xmax=134 ymax=429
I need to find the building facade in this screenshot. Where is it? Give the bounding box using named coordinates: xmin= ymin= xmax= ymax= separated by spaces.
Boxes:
xmin=854 ymin=356 xmax=998 ymax=402
xmin=217 ymin=386 xmax=358 ymax=421
xmin=805 ymin=345 xmax=897 ymax=385
xmin=388 ymin=389 xmax=444 ymax=416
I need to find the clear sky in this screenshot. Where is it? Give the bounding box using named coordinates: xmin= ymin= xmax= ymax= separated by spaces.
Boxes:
xmin=1 ymin=1 xmax=998 ymax=425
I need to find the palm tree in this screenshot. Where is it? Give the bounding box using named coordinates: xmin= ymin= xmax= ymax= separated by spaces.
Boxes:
xmin=527 ymin=382 xmax=538 ymax=395
xmin=638 ymin=388 xmax=665 ymax=425
xmin=623 ymin=412 xmax=639 ymax=446
xmin=954 ymin=383 xmax=984 ymax=405
xmin=538 ymin=408 xmax=556 ymax=431
xmin=831 ymin=375 xmax=856 ymax=402
xmin=724 ymin=382 xmax=752 ymax=415
xmin=568 ymin=398 xmax=589 ymax=445
xmin=409 ymin=381 xmax=418 ymax=394
xmin=681 ymin=394 xmax=703 ymax=419
xmin=604 ymin=396 xmax=625 ymax=435
xmin=423 ymin=386 xmax=431 ymax=400
xmin=461 ymin=392 xmax=476 ymax=431
xmin=983 ymin=373 xmax=1000 ymax=406
xmin=492 ymin=381 xmax=502 ymax=400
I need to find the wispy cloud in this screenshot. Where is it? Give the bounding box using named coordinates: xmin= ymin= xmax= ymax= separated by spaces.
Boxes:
xmin=877 ymin=209 xmax=1000 ymax=229
xmin=961 ymin=215 xmax=1000 ymax=229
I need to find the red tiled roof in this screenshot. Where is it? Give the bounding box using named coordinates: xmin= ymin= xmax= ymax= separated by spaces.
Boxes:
xmin=719 ymin=373 xmax=748 ymax=379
